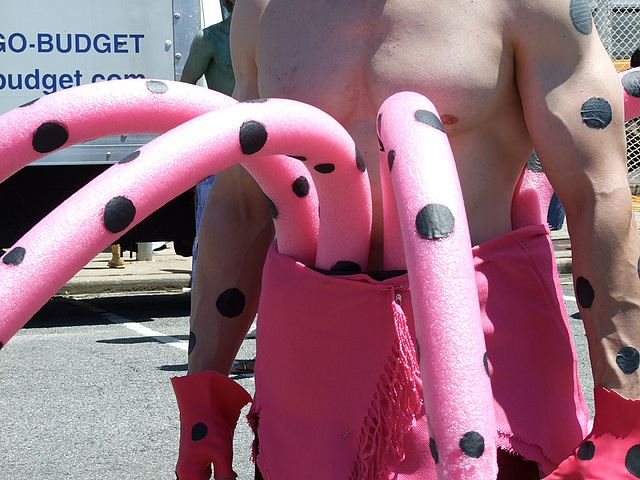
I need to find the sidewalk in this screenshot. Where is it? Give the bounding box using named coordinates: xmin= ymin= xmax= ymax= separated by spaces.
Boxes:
xmin=56 ymin=243 xmax=192 ymax=296
xmin=56 ymin=221 xmax=588 ymax=297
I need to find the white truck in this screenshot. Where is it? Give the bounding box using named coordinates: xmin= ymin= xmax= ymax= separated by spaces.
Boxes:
xmin=0 ymin=0 xmax=222 ymax=255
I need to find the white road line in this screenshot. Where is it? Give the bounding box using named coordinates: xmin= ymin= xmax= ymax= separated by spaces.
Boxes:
xmin=78 ymin=300 xmax=188 ymax=351
xmin=563 ymin=295 xmax=577 ymax=303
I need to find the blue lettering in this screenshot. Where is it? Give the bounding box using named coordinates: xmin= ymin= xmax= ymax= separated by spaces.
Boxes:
xmin=75 ymin=34 xmax=91 ymax=53
xmin=0 ymin=34 xmax=5 ymax=53
xmin=113 ymin=34 xmax=127 ymax=53
xmin=9 ymin=33 xmax=27 ymax=53
xmin=94 ymin=34 xmax=110 ymax=53
xmin=0 ymin=74 xmax=4 ymax=89
xmin=56 ymin=34 xmax=72 ymax=53
xmin=91 ymin=73 xmax=105 ymax=82
xmin=8 ymin=73 xmax=22 ymax=90
xmin=129 ymin=34 xmax=144 ymax=53
xmin=25 ymin=69 xmax=40 ymax=90
xmin=42 ymin=74 xmax=57 ymax=94
xmin=38 ymin=33 xmax=53 ymax=53
xmin=59 ymin=73 xmax=73 ymax=89
xmin=124 ymin=73 xmax=145 ymax=79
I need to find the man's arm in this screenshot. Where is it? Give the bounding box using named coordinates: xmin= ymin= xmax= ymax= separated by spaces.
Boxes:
xmin=180 ymin=29 xmax=214 ymax=85
xmin=513 ymin=0 xmax=640 ymax=399
xmin=188 ymin=0 xmax=272 ymax=376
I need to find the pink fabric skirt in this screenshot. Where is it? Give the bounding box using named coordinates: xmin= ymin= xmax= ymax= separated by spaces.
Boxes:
xmin=250 ymin=223 xmax=589 ymax=478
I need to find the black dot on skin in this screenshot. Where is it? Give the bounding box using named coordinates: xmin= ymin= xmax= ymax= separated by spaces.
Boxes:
xmin=20 ymin=98 xmax=40 ymax=108
xmin=32 ymin=122 xmax=69 ymax=153
xmin=188 ymin=331 xmax=196 ymax=355
xmin=330 ymin=261 xmax=362 ymax=273
xmin=356 ymin=147 xmax=366 ymax=172
xmin=575 ymin=276 xmax=595 ymax=309
xmin=577 ymin=440 xmax=596 ymax=461
xmin=388 ymin=150 xmax=396 ymax=172
xmin=264 ymin=194 xmax=278 ymax=219
xmin=292 ymin=176 xmax=310 ymax=198
xmin=483 ymin=352 xmax=490 ymax=377
xmin=104 ymin=196 xmax=136 ymax=234
xmin=216 ymin=288 xmax=246 ymax=318
xmin=626 ymin=444 xmax=640 ymax=477
xmin=2 ymin=247 xmax=26 ymax=266
xmin=581 ymin=98 xmax=612 ymax=129
xmin=415 ymin=110 xmax=445 ymax=132
xmin=429 ymin=437 xmax=439 ymax=464
xmin=570 ymin=0 xmax=593 ymax=35
xmin=416 ymin=204 xmax=455 ymax=240
xmin=460 ymin=431 xmax=485 ymax=458
xmin=314 ymin=163 xmax=335 ymax=174
xmin=617 ymin=347 xmax=640 ymax=374
xmin=191 ymin=422 xmax=208 ymax=441
xmin=623 ymin=71 xmax=640 ymax=98
xmin=239 ymin=120 xmax=268 ymax=155
xmin=119 ymin=151 xmax=141 ymax=164
xmin=146 ymin=80 xmax=169 ymax=94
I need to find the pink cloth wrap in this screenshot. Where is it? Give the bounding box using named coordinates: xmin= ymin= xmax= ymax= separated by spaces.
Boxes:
xmin=251 ymin=223 xmax=588 ymax=479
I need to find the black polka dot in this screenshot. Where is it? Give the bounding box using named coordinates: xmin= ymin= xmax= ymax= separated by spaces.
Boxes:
xmin=617 ymin=347 xmax=640 ymax=374
xmin=104 ymin=196 xmax=136 ymax=233
xmin=570 ymin=0 xmax=593 ymax=35
xmin=460 ymin=431 xmax=485 ymax=458
xmin=577 ymin=440 xmax=595 ymax=460
xmin=416 ymin=204 xmax=455 ymax=240
xmin=388 ymin=150 xmax=396 ymax=172
xmin=188 ymin=331 xmax=196 ymax=355
xmin=239 ymin=120 xmax=268 ymax=154
xmin=637 ymin=256 xmax=640 ymax=280
xmin=119 ymin=151 xmax=140 ymax=164
xmin=32 ymin=122 xmax=69 ymax=153
xmin=581 ymin=98 xmax=612 ymax=129
xmin=356 ymin=147 xmax=366 ymax=173
xmin=314 ymin=163 xmax=335 ymax=174
xmin=216 ymin=288 xmax=246 ymax=318
xmin=377 ymin=113 xmax=385 ymax=152
xmin=191 ymin=422 xmax=208 ymax=441
xmin=626 ymin=445 xmax=640 ymax=478
xmin=292 ymin=176 xmax=310 ymax=198
xmin=483 ymin=352 xmax=490 ymax=377
xmin=415 ymin=110 xmax=445 ymax=132
xmin=429 ymin=437 xmax=439 ymax=464
xmin=623 ymin=71 xmax=640 ymax=98
xmin=575 ymin=276 xmax=595 ymax=309
xmin=0 ymin=341 xmax=3 ymax=350
xmin=264 ymin=194 xmax=278 ymax=219
xmin=289 ymin=155 xmax=307 ymax=161
xmin=20 ymin=98 xmax=40 ymax=108
xmin=527 ymin=151 xmax=543 ymax=172
xmin=146 ymin=80 xmax=169 ymax=94
xmin=330 ymin=261 xmax=362 ymax=273
xmin=2 ymin=247 xmax=26 ymax=266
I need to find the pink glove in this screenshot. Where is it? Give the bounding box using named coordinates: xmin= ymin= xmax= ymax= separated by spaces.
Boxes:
xmin=547 ymin=386 xmax=640 ymax=479
xmin=172 ymin=370 xmax=252 ymax=479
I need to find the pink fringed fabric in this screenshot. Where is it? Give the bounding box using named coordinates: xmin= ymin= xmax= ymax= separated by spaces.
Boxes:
xmin=350 ymin=301 xmax=423 ymax=480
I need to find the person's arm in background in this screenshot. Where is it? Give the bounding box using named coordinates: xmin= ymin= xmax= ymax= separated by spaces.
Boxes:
xmin=513 ymin=0 xmax=640 ymax=473
xmin=180 ymin=29 xmax=213 ymax=85
xmin=172 ymin=3 xmax=272 ymax=478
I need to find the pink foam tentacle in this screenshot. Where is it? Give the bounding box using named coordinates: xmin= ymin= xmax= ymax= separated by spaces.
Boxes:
xmin=378 ymin=92 xmax=497 ymax=479
xmin=0 ymin=79 xmax=236 ymax=183
xmin=511 ymin=161 xmax=554 ymax=230
xmin=0 ymin=98 xmax=367 ymax=346
xmin=377 ymin=113 xmax=406 ymax=270
xmin=620 ymin=66 xmax=640 ymax=122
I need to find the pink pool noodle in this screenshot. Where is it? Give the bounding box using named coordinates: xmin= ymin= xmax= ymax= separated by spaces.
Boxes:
xmin=0 ymin=78 xmax=320 ymax=278
xmin=0 ymin=96 xmax=369 ymax=346
xmin=378 ymin=92 xmax=497 ymax=479
xmin=621 ymin=66 xmax=640 ymax=121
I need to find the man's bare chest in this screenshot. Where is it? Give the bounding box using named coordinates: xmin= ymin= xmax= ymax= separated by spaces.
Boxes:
xmin=254 ymin=1 xmax=513 ymax=133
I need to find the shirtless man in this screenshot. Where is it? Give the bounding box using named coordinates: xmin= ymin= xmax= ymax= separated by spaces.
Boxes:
xmin=174 ymin=0 xmax=640 ymax=478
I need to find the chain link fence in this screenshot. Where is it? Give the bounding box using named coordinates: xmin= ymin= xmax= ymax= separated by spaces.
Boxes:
xmin=593 ymin=0 xmax=640 ymax=185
